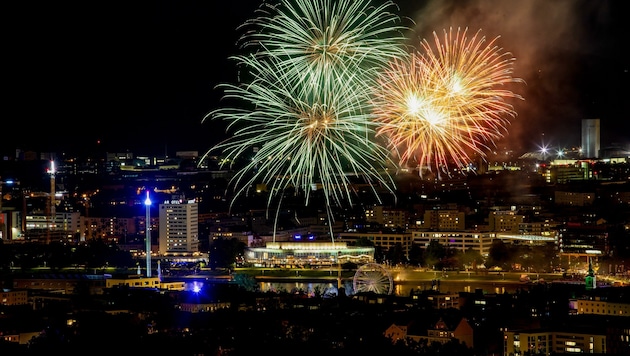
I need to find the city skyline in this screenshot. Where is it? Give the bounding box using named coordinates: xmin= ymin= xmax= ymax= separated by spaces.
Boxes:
xmin=4 ymin=0 xmax=629 ymax=156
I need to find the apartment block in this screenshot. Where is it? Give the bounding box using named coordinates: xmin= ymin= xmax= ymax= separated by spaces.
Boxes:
xmin=158 ymin=198 xmax=199 ymax=256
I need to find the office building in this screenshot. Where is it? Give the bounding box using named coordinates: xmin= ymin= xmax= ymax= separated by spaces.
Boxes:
xmin=581 ymin=118 xmax=600 ymax=158
xmin=338 ymin=230 xmax=413 ymax=259
xmin=158 ymin=198 xmax=199 ymax=256
xmin=411 ymin=230 xmax=497 ymax=257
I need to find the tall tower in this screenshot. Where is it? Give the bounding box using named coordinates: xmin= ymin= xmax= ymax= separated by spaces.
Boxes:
xmin=158 ymin=198 xmax=199 ymax=255
xmin=144 ymin=191 xmax=152 ymax=277
xmin=581 ymin=119 xmax=600 ymax=158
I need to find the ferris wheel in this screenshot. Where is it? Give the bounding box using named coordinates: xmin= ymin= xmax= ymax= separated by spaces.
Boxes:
xmin=352 ymin=263 xmax=394 ymax=295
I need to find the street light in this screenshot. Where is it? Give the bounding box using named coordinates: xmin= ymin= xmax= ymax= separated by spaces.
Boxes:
xmin=144 ymin=190 xmax=152 ymax=277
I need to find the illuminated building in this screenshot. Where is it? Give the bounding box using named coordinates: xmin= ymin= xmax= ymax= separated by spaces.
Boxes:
xmin=244 ymin=241 xmax=374 ymax=267
xmin=337 ymin=231 xmax=413 ymax=259
xmin=581 ymin=118 xmax=600 ymax=158
xmin=411 ymin=230 xmax=497 ymax=257
xmin=488 ymin=210 xmax=525 ymax=233
xmin=0 ymin=289 xmax=28 ymax=306
xmin=503 ymin=328 xmax=607 ymax=355
xmin=554 ymin=190 xmax=595 ymax=206
xmin=365 ymin=205 xmax=410 ymax=229
xmin=158 ymin=198 xmax=199 ymax=257
xmin=422 ymin=209 xmax=465 ymax=230
xmin=571 ymin=298 xmax=630 ymax=317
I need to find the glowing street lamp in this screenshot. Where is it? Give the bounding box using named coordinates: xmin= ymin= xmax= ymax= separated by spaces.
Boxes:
xmin=144 ymin=190 xmax=152 ymax=277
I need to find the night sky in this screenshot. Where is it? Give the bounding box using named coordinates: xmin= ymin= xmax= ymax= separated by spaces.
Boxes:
xmin=4 ymin=0 xmax=629 ymax=157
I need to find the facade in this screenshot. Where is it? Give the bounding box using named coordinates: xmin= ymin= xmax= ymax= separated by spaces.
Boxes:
xmin=426 ymin=318 xmax=474 ymax=348
xmin=0 ymin=210 xmax=22 ymax=240
xmin=178 ymin=300 xmax=231 ymax=313
xmin=158 ymin=198 xmax=199 ymax=256
xmin=243 ymin=241 xmax=374 ymax=267
xmin=548 ymin=164 xmax=587 ymax=184
xmin=422 ymin=209 xmax=465 ymax=230
xmin=517 ymin=220 xmax=558 ymax=239
xmin=557 ymin=222 xmax=608 ymax=256
xmin=426 ymin=292 xmax=460 ymax=309
xmin=581 ymin=118 xmax=600 ymax=159
xmin=83 ymin=216 xmax=137 ymax=241
xmin=0 ymin=289 xmax=28 ymax=306
xmin=411 ymin=230 xmax=497 ymax=256
xmin=488 ymin=210 xmax=524 ymax=232
xmin=554 ymin=190 xmax=595 ymax=206
xmin=571 ymin=298 xmax=630 ymax=317
xmin=503 ymin=328 xmax=607 ymax=355
xmin=365 ymin=205 xmax=410 ymax=229
xmin=1 ymin=331 xmax=41 ymax=346
xmin=103 ymin=275 xmax=185 ymax=291
xmin=24 ymin=211 xmax=82 ymax=239
xmin=337 ymin=231 xmax=413 ymax=259
xmin=106 ymin=275 xmax=161 ymax=289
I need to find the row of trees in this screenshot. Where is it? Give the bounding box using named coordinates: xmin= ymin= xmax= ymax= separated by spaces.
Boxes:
xmin=355 ymin=237 xmax=558 ymax=272
xmin=0 ymin=239 xmax=134 ymax=273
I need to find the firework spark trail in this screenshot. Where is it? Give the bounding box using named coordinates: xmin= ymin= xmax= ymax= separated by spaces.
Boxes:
xmin=372 ymin=27 xmax=524 ymax=178
xmin=209 ymin=55 xmax=397 ymax=212
xmin=203 ymin=0 xmax=410 ymax=226
xmin=238 ymin=0 xmax=409 ymax=89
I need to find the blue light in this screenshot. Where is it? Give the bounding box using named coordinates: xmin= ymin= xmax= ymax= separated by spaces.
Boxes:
xmin=191 ymin=281 xmax=203 ymax=293
xmin=144 ymin=191 xmax=151 ymax=206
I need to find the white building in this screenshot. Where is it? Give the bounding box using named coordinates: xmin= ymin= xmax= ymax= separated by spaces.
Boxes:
xmin=158 ymin=198 xmax=199 ymax=256
xmin=412 ymin=230 xmax=498 ymax=257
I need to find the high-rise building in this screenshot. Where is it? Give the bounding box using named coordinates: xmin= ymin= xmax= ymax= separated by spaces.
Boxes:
xmin=581 ymin=118 xmax=600 ymax=158
xmin=158 ymin=198 xmax=199 ymax=256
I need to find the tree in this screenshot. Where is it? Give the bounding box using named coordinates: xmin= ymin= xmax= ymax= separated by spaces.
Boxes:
xmin=423 ymin=240 xmax=446 ymax=269
xmin=354 ymin=236 xmax=374 ymax=247
xmin=209 ymin=237 xmax=246 ymax=270
xmin=408 ymin=243 xmax=424 ymax=267
xmin=386 ymin=242 xmax=407 ymax=265
xmin=487 ymin=240 xmax=511 ymax=269
xmin=460 ymin=248 xmax=483 ymax=270
xmin=232 ymin=273 xmax=259 ymax=292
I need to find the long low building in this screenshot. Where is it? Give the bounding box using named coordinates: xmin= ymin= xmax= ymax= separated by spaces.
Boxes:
xmin=244 ymin=241 xmax=374 ymax=267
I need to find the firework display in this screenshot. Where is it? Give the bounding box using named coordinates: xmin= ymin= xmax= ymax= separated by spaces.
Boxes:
xmin=372 ymin=27 xmax=524 ymax=178
xmin=236 ymin=0 xmax=409 ymax=90
xmin=208 ymin=54 xmax=397 ymax=210
xmin=203 ymin=0 xmax=409 ymax=217
xmin=204 ymin=0 xmax=524 ymax=224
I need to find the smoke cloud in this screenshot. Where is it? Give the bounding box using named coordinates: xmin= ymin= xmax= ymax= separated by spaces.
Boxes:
xmin=397 ymin=0 xmax=626 ymax=152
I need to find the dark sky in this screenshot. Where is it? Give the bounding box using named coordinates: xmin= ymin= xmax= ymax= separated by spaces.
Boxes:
xmin=4 ymin=0 xmax=629 ymax=157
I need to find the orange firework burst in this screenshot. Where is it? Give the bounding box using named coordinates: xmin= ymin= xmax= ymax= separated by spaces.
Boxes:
xmin=372 ymin=27 xmax=524 ymax=178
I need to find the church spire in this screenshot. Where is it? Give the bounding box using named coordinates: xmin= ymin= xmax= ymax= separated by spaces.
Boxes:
xmin=585 ymin=257 xmax=596 ymax=290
